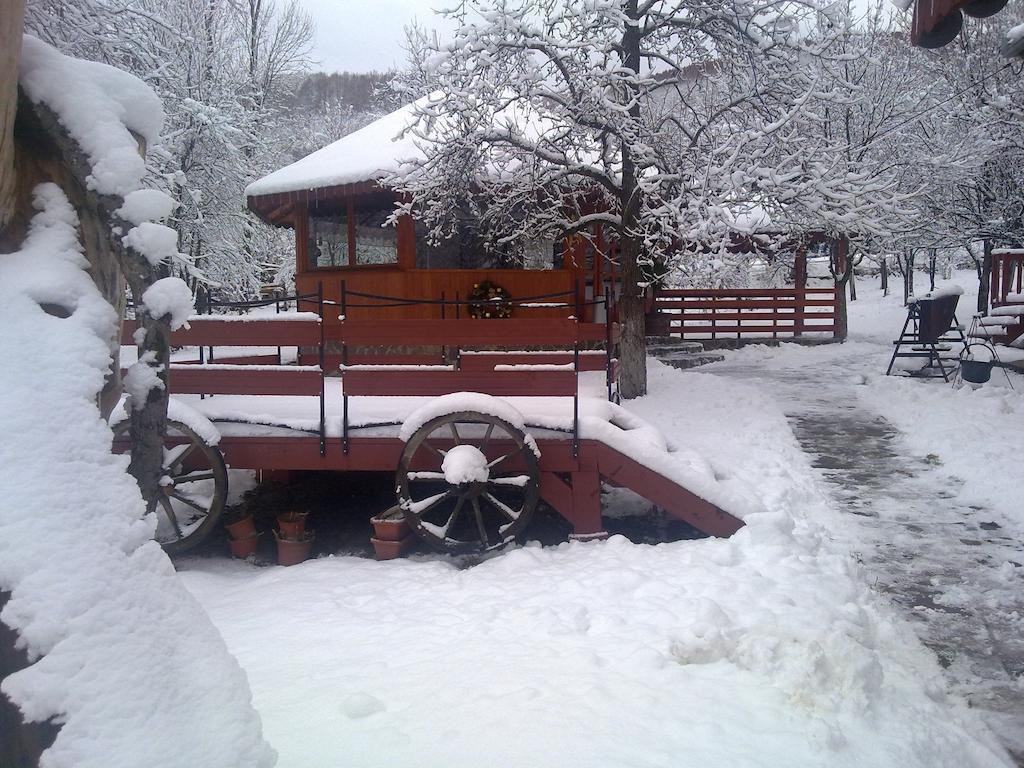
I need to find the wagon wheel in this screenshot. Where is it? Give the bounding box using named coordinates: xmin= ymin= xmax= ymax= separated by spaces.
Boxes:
xmin=111 ymin=419 xmax=228 ymax=554
xmin=397 ymin=411 xmax=540 ymax=552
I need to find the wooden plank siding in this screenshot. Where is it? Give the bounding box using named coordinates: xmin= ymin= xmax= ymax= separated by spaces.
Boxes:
xmin=653 ymin=287 xmax=838 ymax=340
xmin=298 ymin=268 xmax=582 ymax=322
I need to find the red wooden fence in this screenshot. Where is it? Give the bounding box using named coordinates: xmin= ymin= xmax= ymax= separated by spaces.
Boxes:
xmin=991 ymin=249 xmax=1023 ymax=307
xmin=653 ymin=287 xmax=838 ymax=340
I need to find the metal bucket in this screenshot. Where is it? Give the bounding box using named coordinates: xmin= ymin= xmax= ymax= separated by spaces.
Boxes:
xmin=960 ymin=359 xmax=993 ymax=384
xmin=960 ymin=342 xmax=995 ymax=384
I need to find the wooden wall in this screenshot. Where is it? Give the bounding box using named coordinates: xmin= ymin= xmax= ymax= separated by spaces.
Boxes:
xmin=294 ymin=198 xmax=596 ymax=322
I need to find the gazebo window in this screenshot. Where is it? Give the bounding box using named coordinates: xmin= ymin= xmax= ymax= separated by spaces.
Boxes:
xmin=354 ymin=208 xmax=398 ymax=265
xmin=308 ymin=203 xmax=398 ymax=269
xmin=309 ymin=213 xmax=348 ymax=268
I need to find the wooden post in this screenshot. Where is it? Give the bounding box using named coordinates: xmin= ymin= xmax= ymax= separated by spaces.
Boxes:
xmin=570 ymin=470 xmax=603 ymax=536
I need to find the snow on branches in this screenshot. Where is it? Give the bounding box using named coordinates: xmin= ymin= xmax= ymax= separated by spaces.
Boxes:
xmin=389 ymin=0 xmax=916 ymax=396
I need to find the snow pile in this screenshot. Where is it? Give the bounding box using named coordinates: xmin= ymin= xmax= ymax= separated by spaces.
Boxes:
xmin=19 ymin=36 xmax=163 ymax=197
xmin=116 ymin=188 xmax=176 ymax=225
xmin=0 ymin=187 xmax=275 ymax=767
xmin=142 ymin=277 xmax=194 ymax=331
xmin=180 ymin=357 xmax=1009 ymax=768
xmin=441 ymin=445 xmax=491 ymax=484
xmin=122 ymin=220 xmax=182 ymax=266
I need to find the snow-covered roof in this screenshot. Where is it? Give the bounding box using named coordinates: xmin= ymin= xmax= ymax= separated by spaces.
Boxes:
xmin=247 ymin=93 xmax=574 ymax=200
xmin=246 ymin=98 xmax=430 ymax=198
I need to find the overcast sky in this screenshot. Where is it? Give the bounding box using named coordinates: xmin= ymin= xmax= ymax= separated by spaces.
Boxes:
xmin=298 ymin=0 xmax=454 ymax=74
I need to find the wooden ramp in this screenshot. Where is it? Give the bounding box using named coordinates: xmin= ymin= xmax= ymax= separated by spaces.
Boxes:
xmin=538 ymin=439 xmax=744 ymax=541
xmin=593 ymin=444 xmax=744 ymax=538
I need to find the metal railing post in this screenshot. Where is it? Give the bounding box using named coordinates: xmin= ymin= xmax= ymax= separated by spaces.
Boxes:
xmin=317 ymin=281 xmax=326 ymax=456
xmin=572 ymin=341 xmax=580 ymax=458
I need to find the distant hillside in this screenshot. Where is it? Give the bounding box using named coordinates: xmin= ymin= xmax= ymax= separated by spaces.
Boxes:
xmin=290 ymin=71 xmax=397 ymax=113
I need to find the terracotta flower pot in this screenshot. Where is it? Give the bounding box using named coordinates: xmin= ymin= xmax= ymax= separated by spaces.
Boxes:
xmin=277 ymin=511 xmax=308 ymax=540
xmin=371 ymin=506 xmax=411 ymax=541
xmin=371 ymin=533 xmax=415 ymax=561
xmin=225 ymin=514 xmax=257 ymax=540
xmin=228 ymin=532 xmax=260 ymax=559
xmin=275 ymin=530 xmax=314 ymax=566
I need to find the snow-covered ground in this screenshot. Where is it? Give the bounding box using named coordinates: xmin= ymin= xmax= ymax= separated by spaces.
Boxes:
xmin=178 ymin=269 xmax=1018 ymax=768
xmin=694 ymin=271 xmax=1024 ymax=760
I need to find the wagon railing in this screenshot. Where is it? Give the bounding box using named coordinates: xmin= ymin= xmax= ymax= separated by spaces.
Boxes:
xmin=332 ymin=286 xmax=620 ymax=458
xmin=123 ymin=284 xmax=619 ymax=461
xmin=122 ymin=287 xmax=328 ymax=453
xmin=652 ymin=287 xmax=838 ymax=340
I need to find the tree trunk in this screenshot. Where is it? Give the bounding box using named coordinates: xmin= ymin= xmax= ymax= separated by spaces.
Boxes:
xmin=880 ymin=256 xmax=888 ymax=295
xmin=928 ymin=248 xmax=936 ymax=291
xmin=615 ymin=0 xmax=647 ymax=399
xmin=831 ymin=236 xmax=850 ymax=342
xmin=903 ymin=250 xmax=915 ymax=305
xmin=0 ymin=0 xmax=24 ymax=247
xmin=28 ymin=98 xmax=172 ymax=510
xmin=978 ymin=239 xmax=992 ymax=315
xmin=848 ymin=269 xmax=857 ymax=301
xmin=617 ymin=233 xmax=647 ymax=399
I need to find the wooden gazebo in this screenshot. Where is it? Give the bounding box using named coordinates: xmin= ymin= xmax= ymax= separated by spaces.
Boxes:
xmin=246 ymin=98 xmax=615 ymax=326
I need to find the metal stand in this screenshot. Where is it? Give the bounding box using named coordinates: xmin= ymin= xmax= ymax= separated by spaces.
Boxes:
xmin=953 ymin=315 xmax=1016 ymax=389
xmin=886 ymin=296 xmax=967 ymax=381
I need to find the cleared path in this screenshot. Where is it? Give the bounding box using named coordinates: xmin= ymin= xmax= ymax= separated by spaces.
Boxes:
xmin=703 ymin=349 xmax=1024 ymax=764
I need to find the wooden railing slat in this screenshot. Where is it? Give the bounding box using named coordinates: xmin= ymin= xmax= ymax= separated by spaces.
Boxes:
xmin=342 ymin=369 xmax=578 ymax=397
xmin=122 ymin=317 xmax=321 ymax=347
xmin=168 ymin=365 xmax=322 ymax=396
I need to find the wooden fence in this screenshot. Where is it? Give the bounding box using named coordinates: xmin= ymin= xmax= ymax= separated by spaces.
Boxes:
xmin=991 ymin=249 xmax=1023 ymax=306
xmin=652 ymin=286 xmax=839 ymax=340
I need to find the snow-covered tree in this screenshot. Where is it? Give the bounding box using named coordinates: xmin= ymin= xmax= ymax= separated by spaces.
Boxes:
xmin=25 ymin=0 xmax=316 ymax=300
xmin=390 ymin=0 xmax=916 ymax=397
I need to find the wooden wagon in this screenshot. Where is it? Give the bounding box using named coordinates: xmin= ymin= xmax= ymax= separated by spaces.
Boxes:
xmin=115 ymin=288 xmax=743 ymax=556
xmin=113 ymin=99 xmax=745 ymax=556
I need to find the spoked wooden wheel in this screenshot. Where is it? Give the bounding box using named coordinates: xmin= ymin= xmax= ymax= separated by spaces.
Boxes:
xmin=112 ymin=419 xmax=228 ymax=554
xmin=397 ymin=411 xmax=540 ymax=552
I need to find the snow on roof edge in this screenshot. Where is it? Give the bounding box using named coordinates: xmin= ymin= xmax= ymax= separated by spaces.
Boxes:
xmin=245 ymin=98 xmax=432 ymax=199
